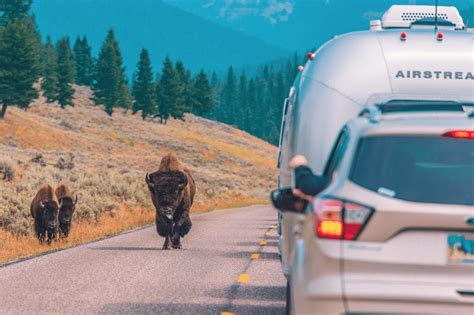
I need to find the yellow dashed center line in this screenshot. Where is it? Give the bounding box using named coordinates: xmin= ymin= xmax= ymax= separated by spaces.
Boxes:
xmin=238 ymin=273 xmax=250 ymax=283
xmin=225 ymin=223 xmax=278 ymax=314
xmin=250 ymin=253 xmax=260 ymax=260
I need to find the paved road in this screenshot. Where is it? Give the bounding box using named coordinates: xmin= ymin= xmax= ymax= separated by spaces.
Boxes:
xmin=0 ymin=205 xmax=286 ymax=314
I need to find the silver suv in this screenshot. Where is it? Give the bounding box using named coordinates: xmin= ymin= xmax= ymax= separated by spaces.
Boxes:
xmin=273 ymin=107 xmax=474 ymax=314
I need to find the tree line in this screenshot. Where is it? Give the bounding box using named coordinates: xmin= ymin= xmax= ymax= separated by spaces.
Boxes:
xmin=209 ymin=54 xmax=302 ymax=145
xmin=0 ymin=0 xmax=302 ymax=145
xmin=41 ymin=29 xmax=215 ymax=122
xmin=0 ymin=0 xmax=213 ymax=122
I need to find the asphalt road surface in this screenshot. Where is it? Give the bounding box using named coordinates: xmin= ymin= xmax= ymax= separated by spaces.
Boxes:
xmin=0 ymin=205 xmax=286 ymax=314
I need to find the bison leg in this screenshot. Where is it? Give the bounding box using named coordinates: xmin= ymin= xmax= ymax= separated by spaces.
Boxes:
xmin=34 ymin=221 xmax=46 ymax=243
xmin=46 ymin=229 xmax=57 ymax=244
xmin=179 ymin=218 xmax=192 ymax=237
xmin=162 ymin=236 xmax=171 ymax=250
xmin=156 ymin=216 xmax=172 ymax=237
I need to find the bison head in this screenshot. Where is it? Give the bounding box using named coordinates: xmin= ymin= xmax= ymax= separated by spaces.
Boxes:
xmin=40 ymin=200 xmax=60 ymax=231
xmin=146 ymin=170 xmax=188 ymax=220
xmin=58 ymin=195 xmax=78 ymax=237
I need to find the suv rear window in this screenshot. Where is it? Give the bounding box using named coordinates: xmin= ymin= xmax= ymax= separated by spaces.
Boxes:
xmin=350 ymin=136 xmax=474 ymax=205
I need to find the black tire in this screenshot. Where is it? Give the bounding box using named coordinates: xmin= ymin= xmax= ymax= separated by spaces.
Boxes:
xmin=286 ymin=279 xmax=291 ymax=315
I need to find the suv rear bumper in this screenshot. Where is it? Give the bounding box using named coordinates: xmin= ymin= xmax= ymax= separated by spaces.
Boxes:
xmin=344 ymin=280 xmax=474 ymax=314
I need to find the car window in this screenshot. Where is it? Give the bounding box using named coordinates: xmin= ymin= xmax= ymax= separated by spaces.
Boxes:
xmin=324 ymin=128 xmax=350 ymax=177
xmin=350 ymin=135 xmax=474 ymax=205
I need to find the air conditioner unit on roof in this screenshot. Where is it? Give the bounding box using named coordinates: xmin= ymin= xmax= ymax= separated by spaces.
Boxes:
xmin=382 ymin=5 xmax=464 ymax=30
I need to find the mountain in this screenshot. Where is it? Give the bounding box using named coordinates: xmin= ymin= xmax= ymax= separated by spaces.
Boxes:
xmin=164 ymin=0 xmax=472 ymax=51
xmin=31 ymin=0 xmax=288 ymax=76
xmin=0 ymin=85 xmax=276 ymax=264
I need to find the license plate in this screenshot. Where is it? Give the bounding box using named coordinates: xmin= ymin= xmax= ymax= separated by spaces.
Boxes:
xmin=448 ymin=234 xmax=474 ymax=263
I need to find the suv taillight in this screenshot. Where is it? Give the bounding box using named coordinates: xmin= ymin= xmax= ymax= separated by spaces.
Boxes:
xmin=313 ymin=198 xmax=374 ymax=240
xmin=442 ymin=130 xmax=474 ymax=139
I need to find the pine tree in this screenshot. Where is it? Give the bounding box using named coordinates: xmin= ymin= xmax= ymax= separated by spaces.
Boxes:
xmin=221 ymin=66 xmax=237 ymax=125
xmin=0 ymin=0 xmax=32 ymax=25
xmin=73 ymin=35 xmax=94 ymax=86
xmin=94 ymin=29 xmax=130 ymax=115
xmin=193 ymin=70 xmax=213 ymax=117
xmin=237 ymin=72 xmax=249 ymax=131
xmin=94 ymin=41 xmax=120 ymax=116
xmin=56 ymin=37 xmax=75 ymax=108
xmin=157 ymin=57 xmax=184 ymax=123
xmin=105 ymin=29 xmax=130 ymax=109
xmin=175 ymin=61 xmax=194 ymax=113
xmin=42 ymin=36 xmax=59 ymax=103
xmin=132 ymin=48 xmax=156 ymax=120
xmin=209 ymin=71 xmax=221 ymax=120
xmin=246 ymin=78 xmax=258 ymax=134
xmin=0 ymin=12 xmax=40 ymax=118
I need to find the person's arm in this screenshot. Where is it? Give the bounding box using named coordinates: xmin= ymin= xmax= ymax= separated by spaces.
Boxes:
xmin=294 ymin=165 xmax=329 ymax=197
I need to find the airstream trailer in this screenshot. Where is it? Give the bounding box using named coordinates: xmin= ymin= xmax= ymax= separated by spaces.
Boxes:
xmin=276 ymin=4 xmax=474 ymax=280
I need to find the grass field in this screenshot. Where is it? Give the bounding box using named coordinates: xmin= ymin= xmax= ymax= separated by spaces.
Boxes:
xmin=0 ymin=86 xmax=277 ymax=264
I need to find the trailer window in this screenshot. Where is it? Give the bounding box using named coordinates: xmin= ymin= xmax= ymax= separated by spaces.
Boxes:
xmin=350 ymin=136 xmax=474 ymax=205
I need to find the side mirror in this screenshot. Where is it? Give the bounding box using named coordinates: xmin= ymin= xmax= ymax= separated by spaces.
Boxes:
xmin=270 ymin=188 xmax=308 ymax=214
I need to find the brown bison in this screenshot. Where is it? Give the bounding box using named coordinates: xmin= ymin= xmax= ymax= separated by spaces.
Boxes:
xmin=55 ymin=184 xmax=77 ymax=238
xmin=146 ymin=153 xmax=196 ymax=250
xmin=31 ymin=184 xmax=60 ymax=244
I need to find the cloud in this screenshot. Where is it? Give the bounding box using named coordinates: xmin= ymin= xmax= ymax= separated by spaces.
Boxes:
xmin=363 ymin=10 xmax=385 ymax=20
xmin=217 ymin=0 xmax=294 ymax=24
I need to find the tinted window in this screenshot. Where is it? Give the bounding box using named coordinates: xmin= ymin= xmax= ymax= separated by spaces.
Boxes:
xmin=324 ymin=129 xmax=349 ymax=177
xmin=350 ymin=136 xmax=474 ymax=205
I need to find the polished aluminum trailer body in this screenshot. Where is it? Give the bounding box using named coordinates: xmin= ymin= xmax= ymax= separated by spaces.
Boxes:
xmin=277 ymin=7 xmax=474 ymax=276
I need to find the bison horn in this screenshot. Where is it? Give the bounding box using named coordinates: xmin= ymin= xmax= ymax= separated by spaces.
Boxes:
xmin=40 ymin=201 xmax=46 ymax=208
xmin=145 ymin=173 xmax=154 ymax=188
xmin=59 ymin=199 xmax=63 ymax=208
xmin=74 ymin=195 xmax=78 ymax=206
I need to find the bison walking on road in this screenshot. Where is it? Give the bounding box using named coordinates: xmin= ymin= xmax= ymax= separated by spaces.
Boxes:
xmin=55 ymin=184 xmax=78 ymax=238
xmin=146 ymin=153 xmax=196 ymax=250
xmin=31 ymin=184 xmax=60 ymax=244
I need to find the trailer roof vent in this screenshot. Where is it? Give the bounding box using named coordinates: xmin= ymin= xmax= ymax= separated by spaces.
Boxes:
xmin=382 ymin=5 xmax=464 ymax=30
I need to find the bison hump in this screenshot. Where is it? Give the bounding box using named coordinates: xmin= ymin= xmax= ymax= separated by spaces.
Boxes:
xmin=158 ymin=152 xmax=183 ymax=172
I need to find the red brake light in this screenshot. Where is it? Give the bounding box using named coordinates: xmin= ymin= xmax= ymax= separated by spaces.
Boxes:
xmin=443 ymin=130 xmax=474 ymax=139
xmin=313 ymin=198 xmax=373 ymax=240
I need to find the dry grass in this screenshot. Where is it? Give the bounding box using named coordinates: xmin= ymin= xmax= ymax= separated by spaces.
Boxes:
xmin=0 ymin=85 xmax=277 ymax=265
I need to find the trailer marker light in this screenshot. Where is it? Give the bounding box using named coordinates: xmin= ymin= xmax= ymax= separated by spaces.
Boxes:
xmin=297 ymin=65 xmax=304 ymax=72
xmin=443 ymin=130 xmax=474 ymax=139
xmin=400 ymin=32 xmax=407 ymax=41
xmin=307 ymin=52 xmax=315 ymax=60
xmin=437 ymin=32 xmax=444 ymax=41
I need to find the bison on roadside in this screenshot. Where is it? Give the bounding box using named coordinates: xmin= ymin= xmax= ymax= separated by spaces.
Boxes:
xmin=31 ymin=184 xmax=60 ymax=244
xmin=55 ymin=184 xmax=77 ymax=238
xmin=146 ymin=153 xmax=196 ymax=250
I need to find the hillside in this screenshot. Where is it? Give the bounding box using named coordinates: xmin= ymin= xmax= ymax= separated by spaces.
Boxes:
xmin=0 ymin=86 xmax=277 ymax=264
xmin=32 ymin=0 xmax=288 ymax=75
